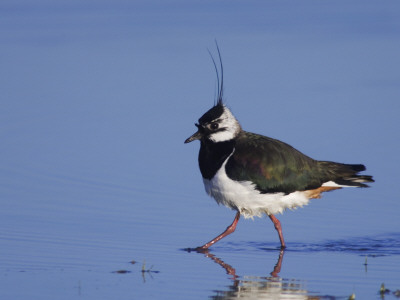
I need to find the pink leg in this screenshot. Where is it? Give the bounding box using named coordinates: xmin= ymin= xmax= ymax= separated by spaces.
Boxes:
xmin=197 ymin=211 xmax=241 ymax=250
xmin=269 ymin=214 xmax=286 ymax=249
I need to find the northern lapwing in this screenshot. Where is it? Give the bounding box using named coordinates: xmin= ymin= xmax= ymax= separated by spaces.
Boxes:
xmin=184 ymin=48 xmax=374 ymax=250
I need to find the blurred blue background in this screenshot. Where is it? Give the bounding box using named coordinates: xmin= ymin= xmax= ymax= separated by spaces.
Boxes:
xmin=1 ymin=1 xmax=400 ymax=299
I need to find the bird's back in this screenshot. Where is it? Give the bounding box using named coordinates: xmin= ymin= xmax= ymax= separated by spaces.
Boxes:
xmin=226 ymin=131 xmax=373 ymax=194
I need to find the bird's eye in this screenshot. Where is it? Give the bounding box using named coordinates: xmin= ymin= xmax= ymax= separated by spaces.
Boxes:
xmin=210 ymin=122 xmax=219 ymax=130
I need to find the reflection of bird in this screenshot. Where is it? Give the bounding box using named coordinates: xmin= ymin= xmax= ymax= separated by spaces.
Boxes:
xmin=203 ymin=250 xmax=319 ymax=300
xmin=211 ymin=276 xmax=314 ymax=300
xmin=185 ymin=47 xmax=374 ymax=250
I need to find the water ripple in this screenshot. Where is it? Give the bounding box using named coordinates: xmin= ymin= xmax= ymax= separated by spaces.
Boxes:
xmin=227 ymin=232 xmax=400 ymax=256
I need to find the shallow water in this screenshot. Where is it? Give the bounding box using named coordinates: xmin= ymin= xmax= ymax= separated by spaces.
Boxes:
xmin=2 ymin=226 xmax=400 ymax=299
xmin=1 ymin=0 xmax=400 ymax=299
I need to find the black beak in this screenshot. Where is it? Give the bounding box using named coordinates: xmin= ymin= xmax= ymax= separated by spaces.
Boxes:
xmin=184 ymin=123 xmax=202 ymax=143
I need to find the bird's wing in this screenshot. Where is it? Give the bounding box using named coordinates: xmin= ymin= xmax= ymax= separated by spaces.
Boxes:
xmin=225 ymin=131 xmax=324 ymax=194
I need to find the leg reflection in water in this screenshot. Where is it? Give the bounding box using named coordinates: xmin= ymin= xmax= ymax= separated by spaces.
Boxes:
xmin=201 ymin=249 xmax=284 ymax=279
xmin=194 ymin=250 xmax=319 ymax=299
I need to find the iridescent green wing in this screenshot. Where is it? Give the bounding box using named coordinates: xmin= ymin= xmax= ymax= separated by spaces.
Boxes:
xmin=226 ymin=132 xmax=323 ymax=193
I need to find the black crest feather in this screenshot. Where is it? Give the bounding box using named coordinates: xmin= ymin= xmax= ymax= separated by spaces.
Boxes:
xmin=207 ymin=41 xmax=224 ymax=106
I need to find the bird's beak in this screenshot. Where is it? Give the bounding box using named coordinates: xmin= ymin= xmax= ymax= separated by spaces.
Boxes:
xmin=184 ymin=124 xmax=202 ymax=143
xmin=184 ymin=130 xmax=202 ymax=143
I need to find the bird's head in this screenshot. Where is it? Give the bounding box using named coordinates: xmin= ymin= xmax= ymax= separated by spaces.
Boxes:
xmin=184 ymin=101 xmax=241 ymax=144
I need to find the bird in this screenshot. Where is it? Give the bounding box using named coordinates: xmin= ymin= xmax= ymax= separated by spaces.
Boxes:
xmin=184 ymin=47 xmax=374 ymax=251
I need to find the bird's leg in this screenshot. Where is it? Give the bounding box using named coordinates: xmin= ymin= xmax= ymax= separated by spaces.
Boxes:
xmin=268 ymin=214 xmax=286 ymax=249
xmin=196 ymin=211 xmax=241 ymax=251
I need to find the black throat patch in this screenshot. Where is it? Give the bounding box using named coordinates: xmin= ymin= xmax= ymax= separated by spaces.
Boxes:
xmin=198 ymin=139 xmax=235 ymax=180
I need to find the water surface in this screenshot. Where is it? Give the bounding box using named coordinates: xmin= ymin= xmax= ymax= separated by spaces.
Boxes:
xmin=1 ymin=0 xmax=400 ymax=299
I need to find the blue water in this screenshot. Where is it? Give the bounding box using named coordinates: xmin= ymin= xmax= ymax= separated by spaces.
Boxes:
xmin=1 ymin=1 xmax=400 ymax=299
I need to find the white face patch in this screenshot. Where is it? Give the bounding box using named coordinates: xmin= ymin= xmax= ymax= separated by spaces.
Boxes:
xmin=208 ymin=106 xmax=241 ymax=142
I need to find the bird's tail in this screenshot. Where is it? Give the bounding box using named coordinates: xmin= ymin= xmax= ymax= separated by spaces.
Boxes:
xmin=318 ymin=161 xmax=374 ymax=187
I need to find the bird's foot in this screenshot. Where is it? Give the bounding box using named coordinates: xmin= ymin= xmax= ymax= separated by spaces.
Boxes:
xmin=183 ymin=246 xmax=210 ymax=253
xmin=194 ymin=246 xmax=210 ymax=253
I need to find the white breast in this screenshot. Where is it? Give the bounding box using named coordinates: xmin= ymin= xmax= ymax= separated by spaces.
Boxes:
xmin=202 ymin=152 xmax=311 ymax=218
